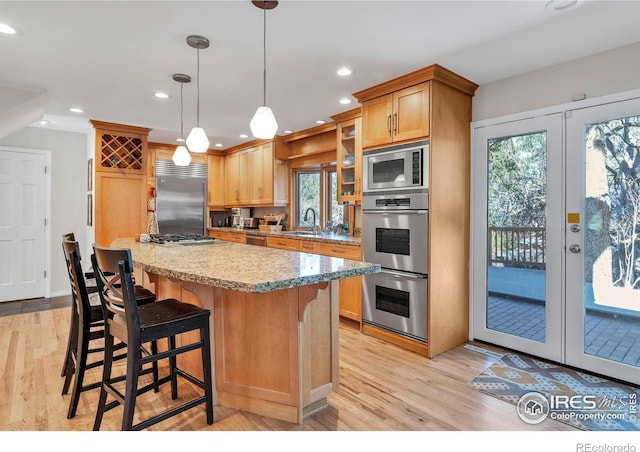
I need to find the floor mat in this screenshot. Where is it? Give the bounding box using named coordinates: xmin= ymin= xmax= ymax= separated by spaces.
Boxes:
xmin=468 ymin=352 xmax=640 ymax=431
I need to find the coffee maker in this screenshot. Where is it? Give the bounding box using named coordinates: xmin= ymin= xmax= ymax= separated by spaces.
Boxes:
xmin=230 ymin=207 xmax=251 ymax=227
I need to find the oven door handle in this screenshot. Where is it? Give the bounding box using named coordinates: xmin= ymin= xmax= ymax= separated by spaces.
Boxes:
xmin=362 ymin=210 xmax=428 ymax=215
xmin=379 ymin=269 xmax=428 ymax=279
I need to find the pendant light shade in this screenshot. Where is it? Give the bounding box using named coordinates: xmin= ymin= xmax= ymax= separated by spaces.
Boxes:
xmin=186 ymin=126 xmax=209 ymax=153
xmin=250 ymin=1 xmax=278 ymax=139
xmin=186 ymin=35 xmax=210 ymax=153
xmin=250 ymin=106 xmax=278 ymax=139
xmin=172 ymin=73 xmax=192 ymax=166
xmin=172 ymin=145 xmax=191 ymax=166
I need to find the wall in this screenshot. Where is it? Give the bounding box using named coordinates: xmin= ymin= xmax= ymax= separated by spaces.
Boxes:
xmin=0 ymin=127 xmax=88 ymax=296
xmin=473 ymin=41 xmax=640 ymax=122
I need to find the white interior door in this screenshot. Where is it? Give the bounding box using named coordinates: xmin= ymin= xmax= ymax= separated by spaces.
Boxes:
xmin=0 ymin=150 xmax=46 ymax=302
xmin=565 ymin=97 xmax=640 ymax=385
xmin=472 ymin=113 xmax=563 ymax=362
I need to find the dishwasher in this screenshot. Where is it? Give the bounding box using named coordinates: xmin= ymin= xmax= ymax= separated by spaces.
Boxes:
xmin=245 ymin=234 xmax=267 ymax=246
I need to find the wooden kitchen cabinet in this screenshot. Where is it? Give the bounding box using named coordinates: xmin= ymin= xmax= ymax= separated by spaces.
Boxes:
xmin=237 ymin=149 xmax=252 ymax=205
xmin=210 ymin=230 xmax=246 ymax=244
xmin=332 ymin=108 xmax=363 ymax=204
xmin=207 ymin=153 xmax=225 ymax=209
xmin=224 ymin=140 xmax=288 ymax=208
xmin=338 ymin=276 xmax=362 ymax=324
xmin=91 ymin=120 xmax=151 ymax=247
xmin=354 ymin=64 xmax=479 ymax=357
xmin=360 ymin=82 xmax=429 ymax=149
xmin=224 ymin=152 xmax=240 ymax=206
xmin=266 ymin=236 xmax=299 ymax=251
xmin=313 ymin=242 xmax=363 ymax=324
xmin=251 ymin=142 xmax=288 ymax=206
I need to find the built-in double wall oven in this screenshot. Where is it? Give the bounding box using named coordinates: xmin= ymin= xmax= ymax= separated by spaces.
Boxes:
xmin=362 ymin=141 xmax=429 ymax=343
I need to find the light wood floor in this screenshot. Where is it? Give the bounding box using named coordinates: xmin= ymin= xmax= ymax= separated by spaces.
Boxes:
xmin=0 ymin=305 xmax=577 ymax=432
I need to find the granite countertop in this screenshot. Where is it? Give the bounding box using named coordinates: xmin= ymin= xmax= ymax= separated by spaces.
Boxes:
xmin=111 ymin=237 xmax=378 ymax=294
xmin=207 ymin=226 xmax=361 ymax=246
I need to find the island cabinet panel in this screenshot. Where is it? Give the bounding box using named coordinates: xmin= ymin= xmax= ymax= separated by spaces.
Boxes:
xmin=214 ymin=282 xmax=337 ymax=423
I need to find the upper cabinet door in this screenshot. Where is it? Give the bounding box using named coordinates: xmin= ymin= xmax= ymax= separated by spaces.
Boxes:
xmin=361 ymin=82 xmax=430 ymax=149
xmin=362 ymin=94 xmax=394 ymax=149
xmin=392 ymin=82 xmax=430 ymax=144
xmin=207 ymin=154 xmax=225 ymax=208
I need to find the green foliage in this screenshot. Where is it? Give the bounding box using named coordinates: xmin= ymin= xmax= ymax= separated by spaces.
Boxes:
xmin=487 ymin=132 xmax=547 ymax=228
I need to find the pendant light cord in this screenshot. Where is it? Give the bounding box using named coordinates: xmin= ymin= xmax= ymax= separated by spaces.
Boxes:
xmin=262 ymin=1 xmax=267 ymax=107
xmin=180 ymin=82 xmax=184 ymax=139
xmin=196 ymin=47 xmax=201 ymax=127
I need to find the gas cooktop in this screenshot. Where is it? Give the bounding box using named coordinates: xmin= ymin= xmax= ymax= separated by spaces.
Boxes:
xmin=149 ymin=233 xmax=216 ymax=245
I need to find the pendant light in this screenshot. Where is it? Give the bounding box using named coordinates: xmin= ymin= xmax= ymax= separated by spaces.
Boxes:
xmin=172 ymin=73 xmax=192 ymax=166
xmin=186 ymin=35 xmax=210 ymax=153
xmin=250 ymin=1 xmax=278 ymax=139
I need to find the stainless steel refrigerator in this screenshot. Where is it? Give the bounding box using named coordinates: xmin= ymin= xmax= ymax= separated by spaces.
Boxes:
xmin=155 ymin=160 xmax=207 ymax=235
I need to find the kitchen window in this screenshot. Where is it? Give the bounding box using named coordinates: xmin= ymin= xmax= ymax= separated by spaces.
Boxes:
xmin=293 ymin=165 xmax=343 ymax=230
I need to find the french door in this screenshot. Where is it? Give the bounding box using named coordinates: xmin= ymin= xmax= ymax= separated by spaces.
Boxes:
xmin=565 ymin=97 xmax=640 ymax=385
xmin=472 ymin=95 xmax=640 ymax=385
xmin=472 ymin=114 xmax=564 ymax=363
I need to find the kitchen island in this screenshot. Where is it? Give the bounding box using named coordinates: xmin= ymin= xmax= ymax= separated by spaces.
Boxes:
xmin=111 ymin=237 xmax=379 ymax=424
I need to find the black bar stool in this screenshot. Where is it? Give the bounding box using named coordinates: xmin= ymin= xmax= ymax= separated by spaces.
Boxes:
xmin=92 ymin=244 xmax=213 ymax=431
xmin=60 ymin=239 xmax=129 ymax=419
xmin=60 ymin=234 xmax=158 ymax=419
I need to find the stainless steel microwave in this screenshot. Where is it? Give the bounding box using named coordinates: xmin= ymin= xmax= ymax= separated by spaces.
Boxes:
xmin=362 ymin=141 xmax=429 ymax=193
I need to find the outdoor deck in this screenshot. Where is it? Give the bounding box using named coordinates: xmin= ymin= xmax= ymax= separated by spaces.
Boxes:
xmin=487 ymin=266 xmax=640 ymax=366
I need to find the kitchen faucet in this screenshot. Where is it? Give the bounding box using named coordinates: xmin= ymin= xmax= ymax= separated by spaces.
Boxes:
xmin=303 ymin=207 xmax=321 ymax=235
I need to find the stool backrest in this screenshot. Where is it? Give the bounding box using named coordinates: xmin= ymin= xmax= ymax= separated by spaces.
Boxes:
xmin=92 ymin=245 xmax=140 ymax=340
xmin=62 ymin=239 xmax=90 ymax=322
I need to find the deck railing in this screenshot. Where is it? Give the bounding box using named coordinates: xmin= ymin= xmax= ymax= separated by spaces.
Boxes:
xmin=488 ymin=226 xmax=546 ymax=269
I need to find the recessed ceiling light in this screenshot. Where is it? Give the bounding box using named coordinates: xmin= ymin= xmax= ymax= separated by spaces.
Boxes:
xmin=545 ymin=0 xmax=584 ymax=11
xmin=283 ymin=130 xmax=293 ymax=134
xmin=0 ymin=23 xmax=16 ymax=35
xmin=38 ymin=119 xmax=51 ymax=126
xmin=315 ymin=120 xmax=326 ymax=125
xmin=214 ymin=143 xmax=223 ymax=148
xmin=339 ymin=98 xmax=352 ymax=105
xmin=69 ymin=107 xmax=83 ymax=113
xmin=239 ymin=134 xmax=249 ymax=139
xmin=337 ymin=67 xmax=352 ymax=77
xmin=177 ymin=137 xmax=185 ymax=143
xmin=154 ymin=92 xmax=170 ymax=99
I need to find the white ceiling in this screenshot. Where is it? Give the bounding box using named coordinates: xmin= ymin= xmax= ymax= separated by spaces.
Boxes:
xmin=2 ymin=0 xmax=640 ymax=148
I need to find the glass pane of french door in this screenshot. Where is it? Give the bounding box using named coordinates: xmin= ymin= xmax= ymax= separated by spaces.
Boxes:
xmin=566 ymin=98 xmax=640 ymax=385
xmin=472 ymin=114 xmax=563 ymax=362
xmin=487 ymin=132 xmax=547 ymax=341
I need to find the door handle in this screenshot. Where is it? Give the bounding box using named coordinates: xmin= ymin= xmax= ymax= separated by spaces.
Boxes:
xmin=569 ymin=244 xmax=581 ymax=253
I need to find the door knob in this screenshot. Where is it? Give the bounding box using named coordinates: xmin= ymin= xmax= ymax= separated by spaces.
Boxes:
xmin=569 ymin=244 xmax=581 ymax=253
